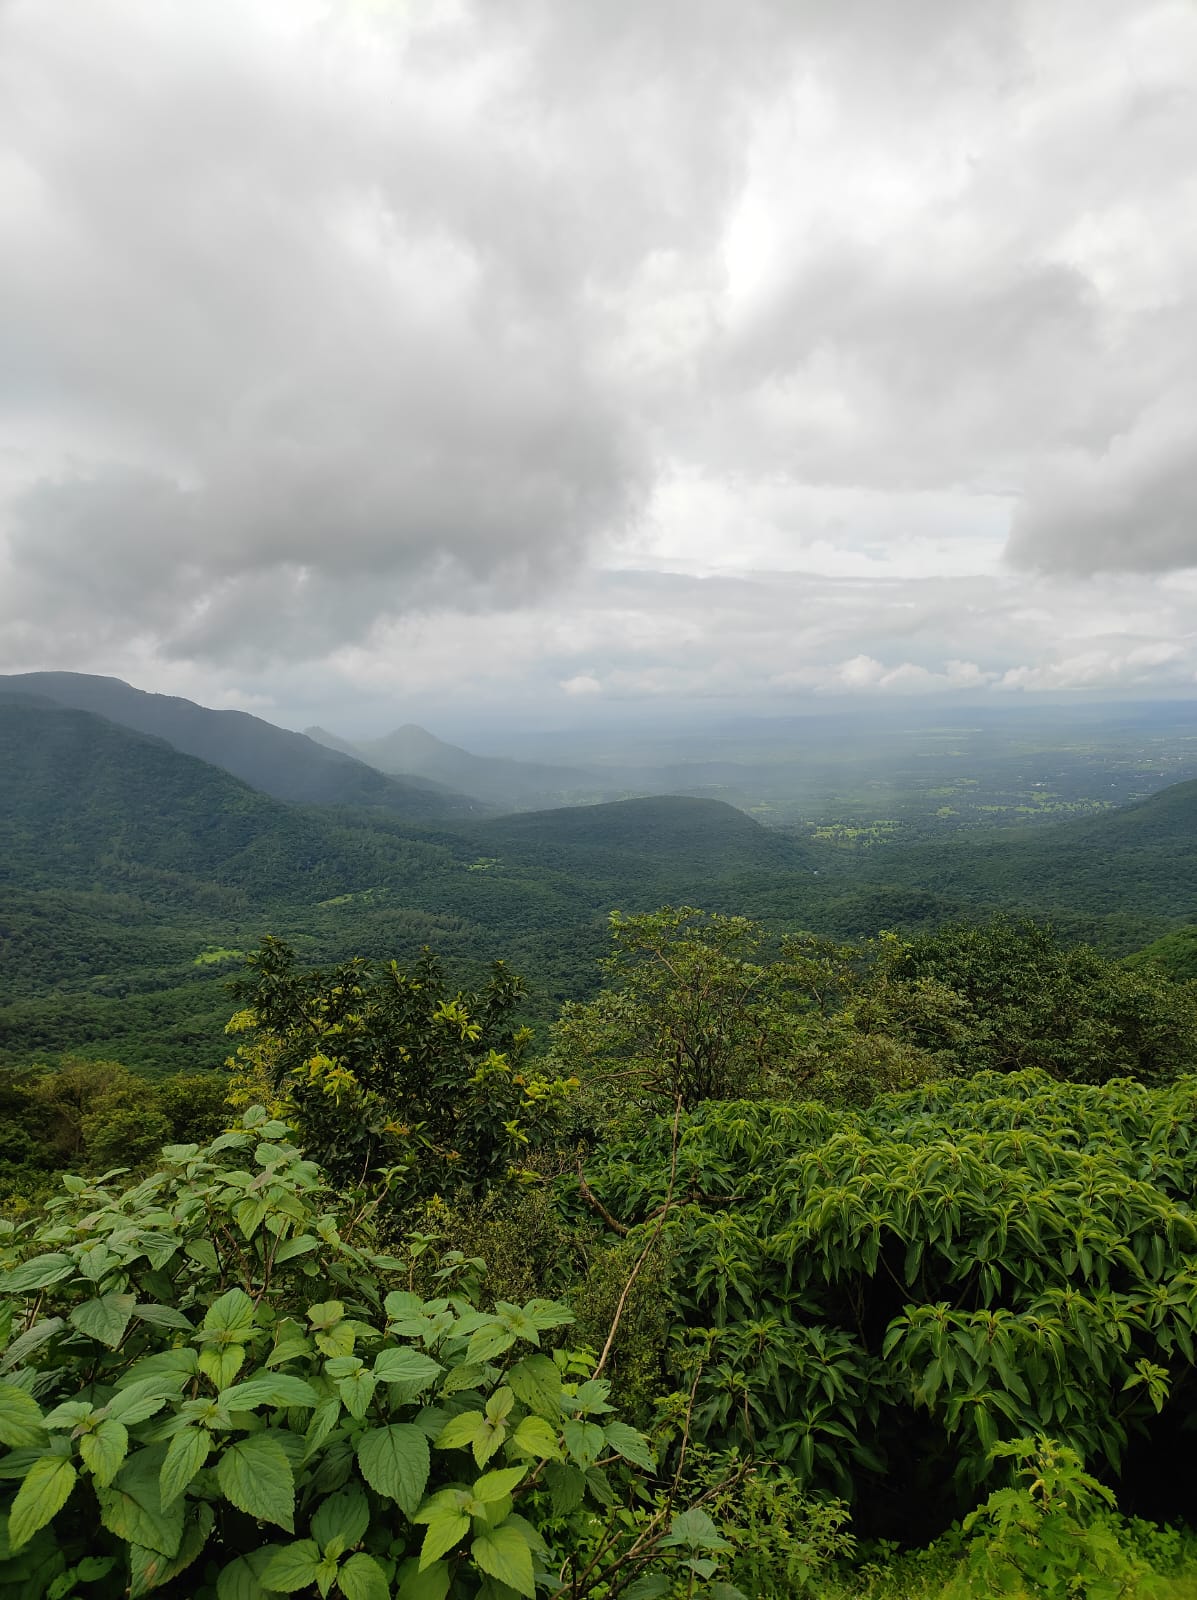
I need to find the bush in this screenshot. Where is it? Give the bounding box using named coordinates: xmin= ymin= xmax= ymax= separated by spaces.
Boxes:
xmin=0 ymin=1110 xmax=721 ymax=1600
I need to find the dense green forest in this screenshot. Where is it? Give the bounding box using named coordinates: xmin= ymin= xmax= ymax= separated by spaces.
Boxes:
xmin=6 ymin=684 xmax=1197 ymax=1594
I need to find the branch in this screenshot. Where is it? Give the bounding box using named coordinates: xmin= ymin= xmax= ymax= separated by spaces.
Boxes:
xmin=593 ymin=1095 xmax=683 ymax=1380
xmin=576 ymin=1159 xmax=630 ymax=1236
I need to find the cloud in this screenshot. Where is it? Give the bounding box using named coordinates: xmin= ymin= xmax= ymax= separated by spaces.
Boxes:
xmin=1 ymin=0 xmax=1196 ymax=714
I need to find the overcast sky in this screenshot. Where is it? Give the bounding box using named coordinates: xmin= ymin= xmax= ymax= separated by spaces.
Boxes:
xmin=2 ymin=0 xmax=1196 ymax=735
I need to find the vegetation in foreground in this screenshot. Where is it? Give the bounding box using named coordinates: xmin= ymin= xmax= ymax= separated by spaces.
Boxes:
xmin=3 ymin=910 xmax=1197 ymax=1596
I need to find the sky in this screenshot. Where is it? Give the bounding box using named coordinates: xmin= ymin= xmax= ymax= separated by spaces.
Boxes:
xmin=2 ymin=0 xmax=1196 ymax=736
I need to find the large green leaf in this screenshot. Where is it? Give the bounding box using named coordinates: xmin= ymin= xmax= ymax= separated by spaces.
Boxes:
xmin=356 ymin=1424 xmax=429 ymax=1516
xmin=7 ymin=1455 xmax=76 ymax=1549
xmin=472 ymin=1522 xmax=536 ymax=1598
xmin=603 ymin=1421 xmax=655 ymax=1472
xmin=338 ymin=1553 xmax=391 ymax=1600
xmin=0 ymin=1381 xmax=44 ymax=1448
xmin=79 ymin=1418 xmax=129 ymax=1488
xmin=160 ymin=1426 xmax=211 ymax=1508
xmin=506 ymin=1356 xmax=562 ymax=1420
xmin=311 ymin=1485 xmax=370 ymax=1551
xmin=220 ymin=1375 xmax=320 ymax=1411
xmin=396 ymin=1557 xmax=452 ymax=1600
xmin=203 ymin=1288 xmax=257 ymax=1338
xmin=511 ymin=1416 xmax=561 ymax=1461
xmin=217 ymin=1436 xmax=295 ymax=1532
xmin=69 ymin=1292 xmax=137 ymax=1348
xmin=418 ymin=1508 xmax=470 ymax=1569
xmin=473 ymin=1466 xmax=526 ymax=1504
xmin=106 ymin=1379 xmax=175 ymax=1426
xmin=98 ymin=1448 xmax=185 ymax=1557
xmin=128 ymin=1503 xmax=214 ymax=1598
xmin=373 ymin=1348 xmax=443 ymax=1398
xmin=2 ymin=1254 xmax=75 ymax=1295
xmin=216 ymin=1547 xmax=288 ymax=1600
xmin=259 ymin=1540 xmax=322 ymax=1592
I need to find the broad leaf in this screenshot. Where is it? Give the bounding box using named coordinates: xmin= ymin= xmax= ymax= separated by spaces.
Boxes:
xmin=8 ymin=1454 xmax=76 ymax=1548
xmin=473 ymin=1465 xmax=526 ymax=1503
xmin=511 ymin=1415 xmax=561 ymax=1461
xmin=69 ymin=1292 xmax=137 ymax=1348
xmin=603 ymin=1421 xmax=655 ymax=1472
xmin=356 ymin=1424 xmax=429 ymax=1516
xmin=311 ymin=1485 xmax=370 ymax=1551
xmin=133 ymin=1304 xmax=194 ymax=1331
xmin=338 ymin=1552 xmax=391 ymax=1600
xmin=99 ymin=1447 xmax=185 ymax=1557
xmin=373 ymin=1348 xmax=443 ymax=1395
xmin=128 ymin=1503 xmax=214 ymax=1598
xmin=160 ymin=1426 xmax=211 ymax=1508
xmin=472 ymin=1522 xmax=536 ymax=1598
xmin=217 ymin=1436 xmax=296 ymax=1532
xmin=260 ymin=1540 xmax=322 ymax=1592
xmin=107 ymin=1379 xmax=176 ymax=1426
xmin=2 ymin=1254 xmax=75 ymax=1295
xmin=418 ymin=1509 xmax=470 ymax=1568
xmin=203 ymin=1289 xmax=256 ymax=1338
xmin=506 ymin=1356 xmax=562 ymax=1420
xmin=396 ymin=1557 xmax=452 ymax=1600
xmin=0 ymin=1381 xmax=44 ymax=1447
xmin=216 ymin=1547 xmax=288 ymax=1600
xmin=220 ymin=1375 xmax=320 ymax=1411
xmin=80 ymin=1418 xmax=129 ymax=1487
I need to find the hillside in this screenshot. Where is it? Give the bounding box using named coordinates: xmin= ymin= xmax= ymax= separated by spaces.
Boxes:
xmin=859 ymin=776 xmax=1197 ymax=932
xmin=0 ymin=671 xmax=481 ymax=820
xmin=307 ymin=721 xmax=611 ymax=809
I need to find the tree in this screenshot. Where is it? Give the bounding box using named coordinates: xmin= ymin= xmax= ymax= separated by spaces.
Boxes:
xmin=226 ymin=938 xmax=576 ymax=1203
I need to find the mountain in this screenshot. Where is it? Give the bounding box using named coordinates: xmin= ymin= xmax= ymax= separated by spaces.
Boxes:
xmin=0 ymin=672 xmax=482 ymax=820
xmin=306 ymin=722 xmax=612 ymax=810
xmin=863 ymin=777 xmax=1197 ymax=934
xmin=0 ymin=700 xmax=445 ymax=906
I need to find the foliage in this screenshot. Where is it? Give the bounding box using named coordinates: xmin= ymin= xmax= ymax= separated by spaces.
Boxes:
xmin=226 ymin=939 xmax=577 ymax=1203
xmin=0 ymin=1108 xmax=729 ymax=1600
xmin=873 ymin=919 xmax=1197 ymax=1085
xmin=577 ymin=1071 xmax=1197 ymax=1535
xmin=946 ymin=1437 xmax=1155 ymax=1599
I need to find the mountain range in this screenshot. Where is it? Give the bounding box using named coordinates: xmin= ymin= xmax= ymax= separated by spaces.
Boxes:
xmin=3 ymin=672 xmax=1197 ymax=1075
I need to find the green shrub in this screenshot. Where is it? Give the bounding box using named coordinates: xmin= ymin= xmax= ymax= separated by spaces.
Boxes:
xmin=0 ymin=1111 xmax=721 ymax=1599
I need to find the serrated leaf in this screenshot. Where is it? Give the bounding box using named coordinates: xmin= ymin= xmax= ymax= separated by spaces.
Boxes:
xmin=521 ymin=1299 xmax=574 ymax=1332
xmin=128 ymin=1503 xmax=214 ymax=1597
xmin=511 ymin=1415 xmax=561 ymax=1461
xmin=0 ymin=1380 xmax=44 ymax=1447
xmin=260 ymin=1540 xmax=322 ymax=1592
xmin=99 ymin=1447 xmax=185 ymax=1557
xmin=337 ymin=1368 xmax=376 ymax=1422
xmin=203 ymin=1288 xmax=256 ymax=1337
xmin=338 ymin=1552 xmax=391 ymax=1600
xmin=474 ymin=1465 xmax=526 ymax=1503
xmin=80 ymin=1418 xmax=128 ymax=1487
xmin=199 ymin=1344 xmax=246 ymax=1389
xmin=506 ymin=1356 xmax=562 ymax=1420
xmin=465 ymin=1326 xmax=518 ymax=1365
xmin=1 ymin=1315 xmax=65 ymax=1371
xmin=2 ymin=1253 xmax=76 ymax=1295
xmin=160 ymin=1426 xmax=211 ymax=1507
xmin=106 ymin=1378 xmax=175 ymax=1425
xmin=221 ymin=1375 xmax=320 ymax=1411
xmin=218 ymin=1435 xmax=295 ymax=1531
xmin=357 ymin=1424 xmax=430 ymax=1516
xmin=69 ymin=1292 xmax=136 ymax=1348
xmin=419 ymin=1509 xmax=471 ymax=1569
xmin=216 ymin=1547 xmax=288 ymax=1600
xmin=603 ymin=1421 xmax=655 ymax=1472
xmin=663 ymin=1508 xmax=730 ymax=1552
xmin=472 ymin=1522 xmax=535 ymax=1598
xmin=8 ymin=1454 xmax=76 ymax=1548
xmin=116 ymin=1349 xmax=197 ymax=1391
xmin=622 ymin=1578 xmax=670 ymax=1600
xmin=562 ymin=1420 xmax=605 ymax=1469
xmin=311 ymin=1484 xmax=370 ymax=1551
xmin=433 ymin=1411 xmax=486 ymax=1452
xmin=303 ymin=1397 xmax=343 ymax=1460
xmin=374 ymin=1348 xmax=443 ymax=1395
xmin=133 ymin=1304 xmax=194 ymax=1331
xmin=273 ymin=1235 xmax=320 ymax=1263
xmin=397 ymin=1556 xmax=451 ymax=1600
xmin=545 ymin=1461 xmax=584 ymax=1516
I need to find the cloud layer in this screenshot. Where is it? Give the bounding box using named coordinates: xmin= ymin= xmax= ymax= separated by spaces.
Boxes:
xmin=2 ymin=0 xmax=1196 ymax=721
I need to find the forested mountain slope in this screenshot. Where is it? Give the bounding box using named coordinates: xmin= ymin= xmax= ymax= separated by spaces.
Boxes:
xmin=0 ymin=670 xmax=481 ymax=819
xmin=859 ymin=777 xmax=1197 ymax=927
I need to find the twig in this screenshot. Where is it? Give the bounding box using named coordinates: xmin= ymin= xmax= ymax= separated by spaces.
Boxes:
xmin=575 ymin=1160 xmax=630 ymax=1236
xmin=593 ymin=1095 xmax=683 ymax=1380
